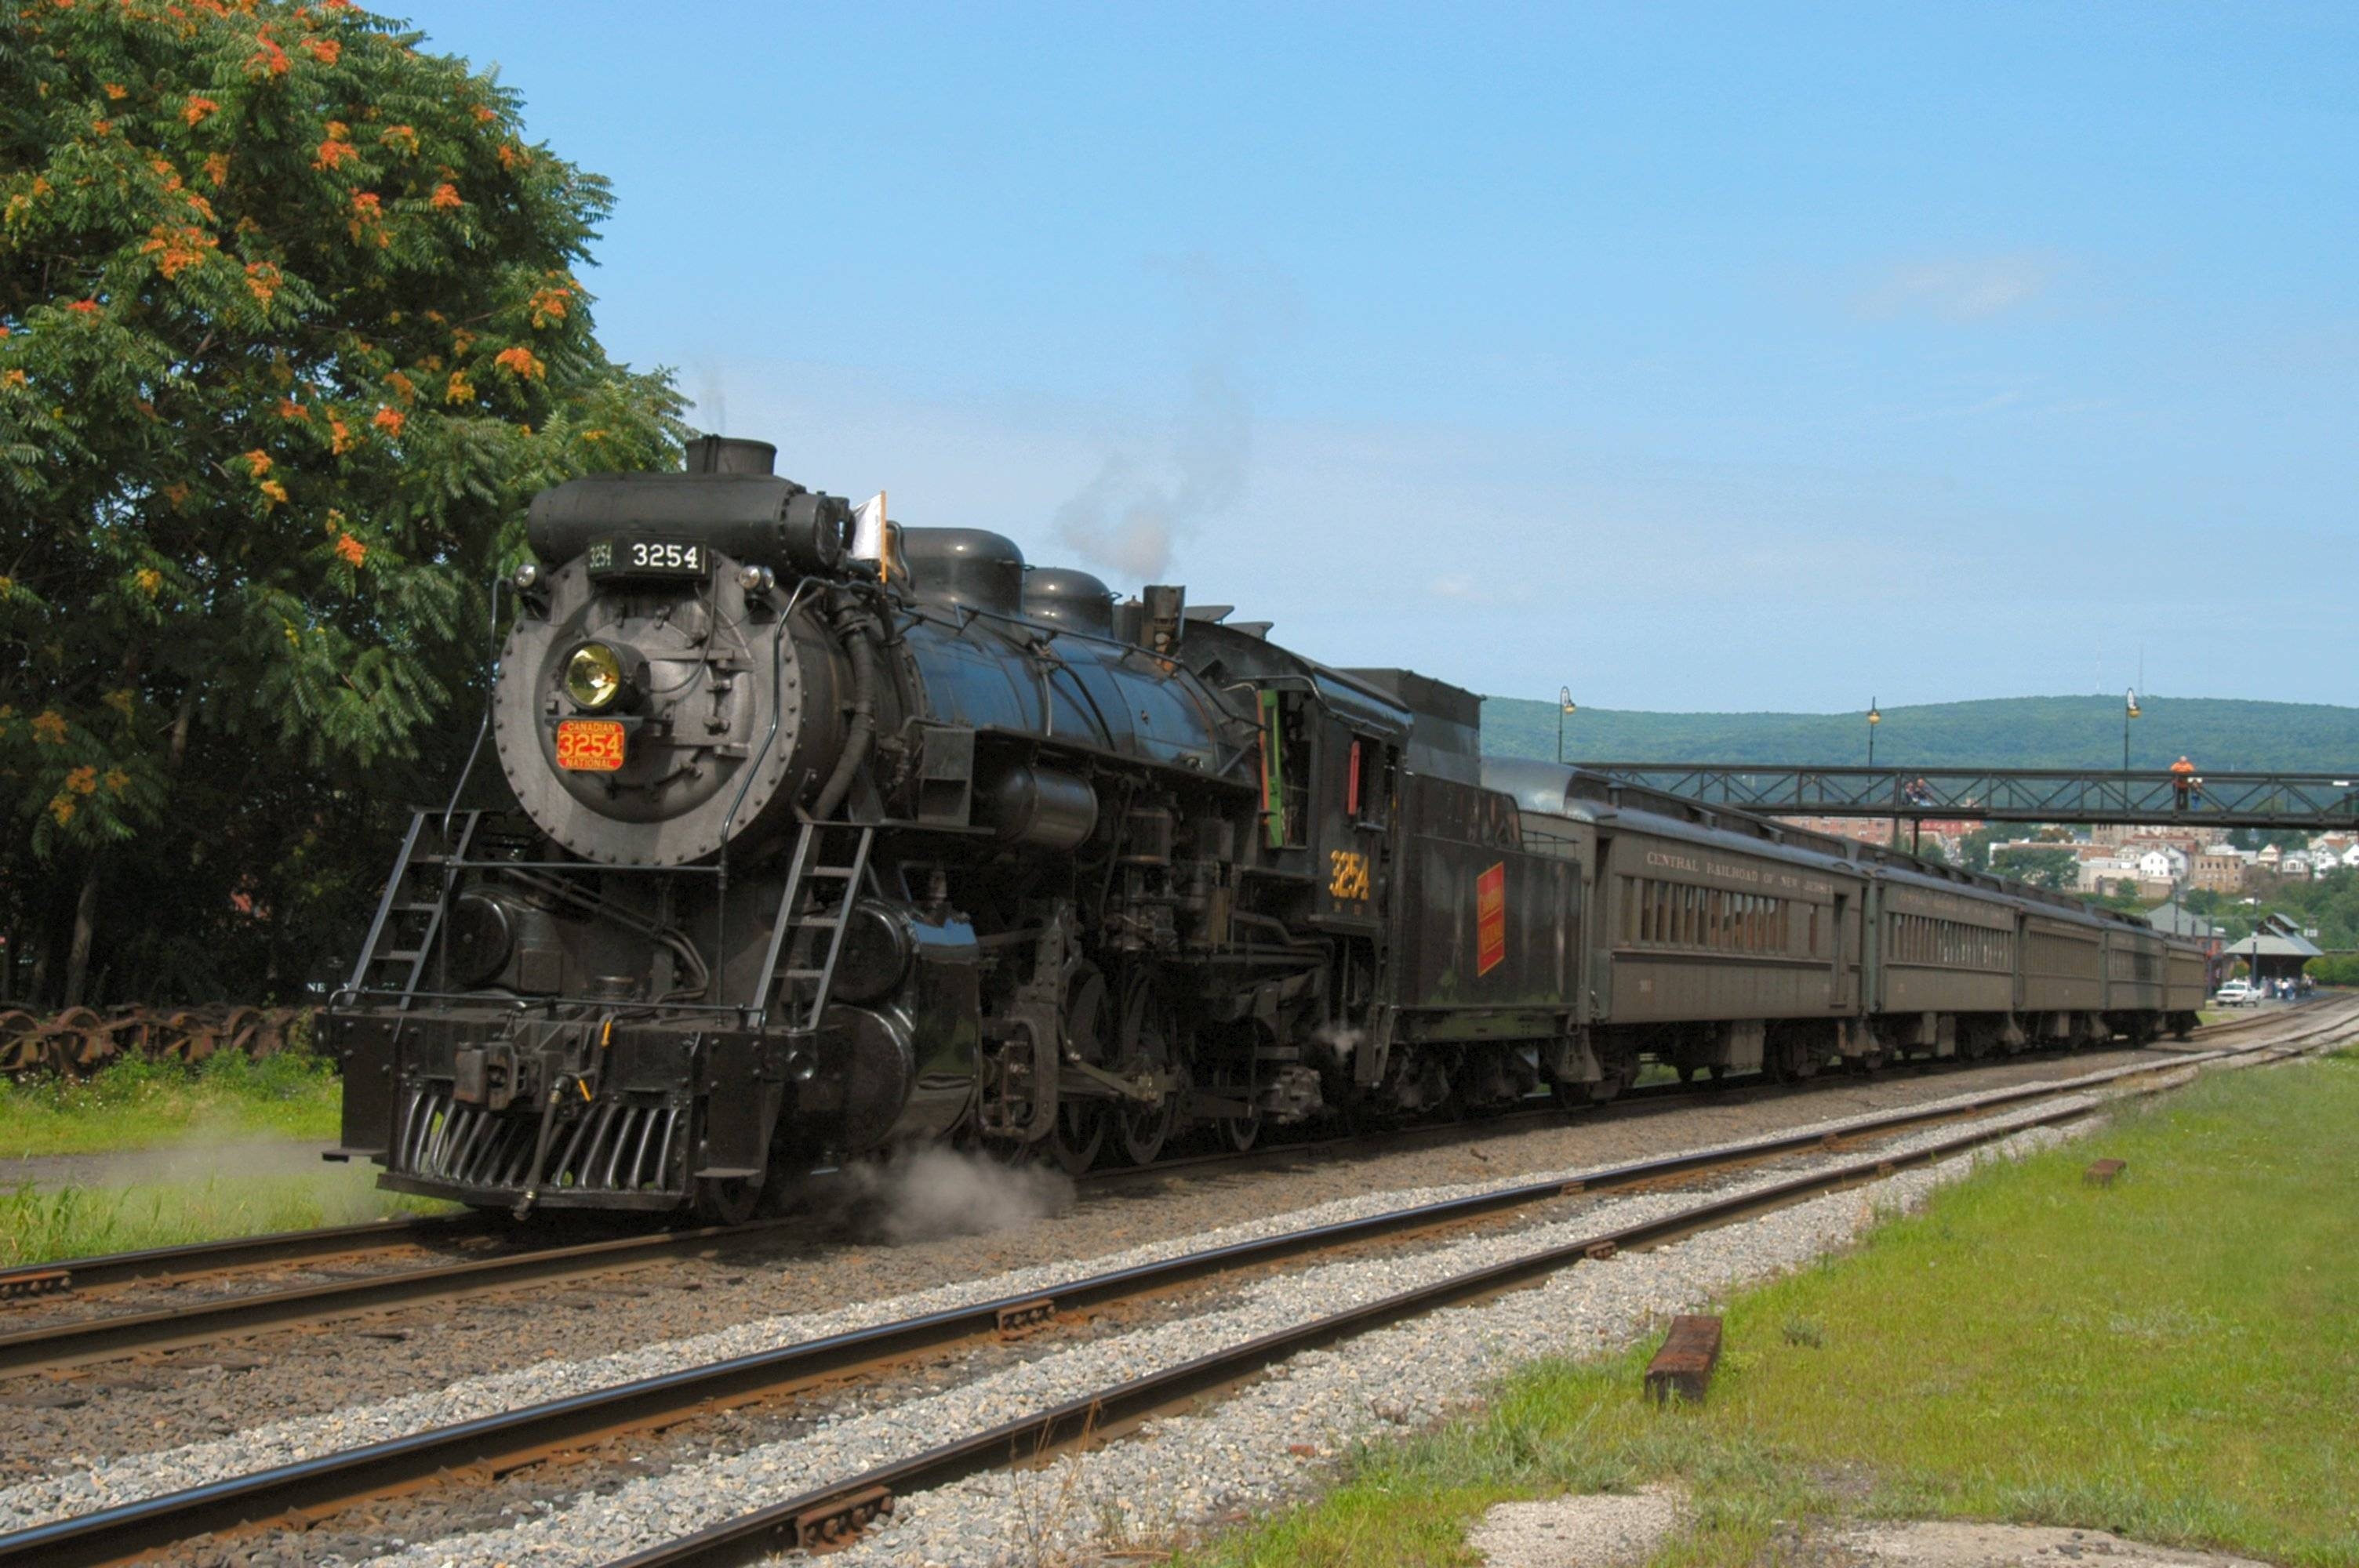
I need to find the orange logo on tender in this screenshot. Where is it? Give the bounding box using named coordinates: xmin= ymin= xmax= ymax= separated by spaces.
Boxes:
xmin=1477 ymin=862 xmax=1507 ymax=975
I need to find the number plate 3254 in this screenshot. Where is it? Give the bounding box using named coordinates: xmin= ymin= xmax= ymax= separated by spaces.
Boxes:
xmin=556 ymin=719 xmax=626 ymax=771
xmin=586 ymin=538 xmax=707 ymax=579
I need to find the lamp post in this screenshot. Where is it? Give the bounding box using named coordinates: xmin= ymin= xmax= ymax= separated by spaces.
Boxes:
xmin=2124 ymin=688 xmax=2140 ymax=784
xmin=1557 ymin=688 xmax=1576 ymax=764
xmin=1866 ymin=699 xmax=1881 ymax=769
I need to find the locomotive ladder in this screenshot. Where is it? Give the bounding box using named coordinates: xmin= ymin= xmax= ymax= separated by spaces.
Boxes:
xmin=345 ymin=810 xmax=484 ymax=1008
xmin=757 ymin=821 xmax=876 ymax=1033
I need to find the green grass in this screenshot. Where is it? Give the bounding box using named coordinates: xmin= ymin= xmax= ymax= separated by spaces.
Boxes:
xmin=0 ymin=1049 xmax=343 ymax=1159
xmin=1189 ymin=1051 xmax=2359 ymax=1568
xmin=1 ymin=1168 xmax=447 ymax=1269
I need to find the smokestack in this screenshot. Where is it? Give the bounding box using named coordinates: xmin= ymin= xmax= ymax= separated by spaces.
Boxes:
xmin=683 ymin=435 xmax=777 ymax=475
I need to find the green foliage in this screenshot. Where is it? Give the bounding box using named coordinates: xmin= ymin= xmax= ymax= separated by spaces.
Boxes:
xmin=0 ymin=1045 xmax=340 ymax=1156
xmin=1187 ymin=1057 xmax=2359 ymax=1568
xmin=1990 ymin=844 xmax=2077 ymax=891
xmin=0 ymin=1 xmax=683 ymax=1000
xmin=1486 ymin=692 xmax=2359 ymax=771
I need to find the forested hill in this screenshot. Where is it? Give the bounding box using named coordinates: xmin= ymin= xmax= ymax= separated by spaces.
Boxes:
xmin=1478 ymin=695 xmax=2359 ymax=772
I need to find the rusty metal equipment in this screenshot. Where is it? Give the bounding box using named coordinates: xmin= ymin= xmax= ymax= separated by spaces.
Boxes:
xmin=0 ymin=1004 xmax=310 ymax=1080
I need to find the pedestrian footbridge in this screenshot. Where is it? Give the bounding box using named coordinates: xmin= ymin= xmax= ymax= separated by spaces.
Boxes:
xmin=1570 ymin=764 xmax=2359 ymax=829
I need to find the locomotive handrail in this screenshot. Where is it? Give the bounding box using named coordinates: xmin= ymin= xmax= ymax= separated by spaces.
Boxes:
xmin=714 ymin=577 xmax=815 ymax=1019
xmin=438 ymin=573 xmax=507 ymax=843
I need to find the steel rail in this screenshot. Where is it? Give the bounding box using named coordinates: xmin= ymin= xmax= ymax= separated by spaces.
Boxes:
xmin=602 ymin=1052 xmax=2318 ymax=1568
xmin=0 ymin=1217 xmax=800 ymax=1377
xmin=0 ymin=1004 xmax=2313 ymax=1367
xmin=0 ymin=1211 xmax=491 ymax=1301
xmin=0 ymin=1033 xmax=2324 ymax=1568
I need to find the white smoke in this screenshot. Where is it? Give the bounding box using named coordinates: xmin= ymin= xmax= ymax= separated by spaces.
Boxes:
xmin=825 ymin=1145 xmax=1071 ymax=1245
xmin=1313 ymin=1019 xmax=1366 ymax=1067
xmin=1052 ymin=365 xmax=1252 ymax=585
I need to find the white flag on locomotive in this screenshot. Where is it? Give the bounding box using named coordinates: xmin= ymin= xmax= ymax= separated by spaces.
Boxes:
xmin=850 ymin=492 xmax=888 ymax=579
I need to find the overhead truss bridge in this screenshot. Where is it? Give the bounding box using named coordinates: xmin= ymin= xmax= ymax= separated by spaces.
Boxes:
xmin=1571 ymin=764 xmax=2359 ymax=830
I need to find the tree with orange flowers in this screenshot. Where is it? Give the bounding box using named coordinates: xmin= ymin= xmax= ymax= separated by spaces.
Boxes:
xmin=0 ymin=1 xmax=682 ymax=1005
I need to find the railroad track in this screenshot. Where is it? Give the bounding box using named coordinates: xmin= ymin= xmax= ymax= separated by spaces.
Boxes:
xmin=5 ymin=1004 xmax=2348 ymax=1568
xmin=0 ymin=1002 xmax=2336 ymax=1379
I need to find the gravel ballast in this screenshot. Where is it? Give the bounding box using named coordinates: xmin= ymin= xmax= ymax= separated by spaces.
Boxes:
xmin=353 ymin=1098 xmax=2112 ymax=1568
xmin=0 ymin=1060 xmax=2151 ymax=1540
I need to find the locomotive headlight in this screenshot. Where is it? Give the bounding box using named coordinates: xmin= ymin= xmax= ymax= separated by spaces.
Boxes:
xmin=736 ymin=563 xmax=775 ymax=594
xmin=563 ymin=641 xmax=626 ymax=710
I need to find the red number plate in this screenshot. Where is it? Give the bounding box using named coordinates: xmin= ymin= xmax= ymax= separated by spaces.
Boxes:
xmin=555 ymin=719 xmax=626 ymax=772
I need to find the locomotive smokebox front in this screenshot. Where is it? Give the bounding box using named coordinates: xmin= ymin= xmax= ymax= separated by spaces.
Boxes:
xmin=495 ymin=443 xmax=862 ymax=866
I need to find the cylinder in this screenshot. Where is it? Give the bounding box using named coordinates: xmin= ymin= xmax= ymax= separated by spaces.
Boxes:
xmin=831 ymin=902 xmax=914 ymax=1006
xmin=980 ymin=765 xmax=1099 ymax=852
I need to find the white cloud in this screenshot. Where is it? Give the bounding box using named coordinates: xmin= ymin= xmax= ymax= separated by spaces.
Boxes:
xmin=1855 ymin=253 xmax=2060 ymax=322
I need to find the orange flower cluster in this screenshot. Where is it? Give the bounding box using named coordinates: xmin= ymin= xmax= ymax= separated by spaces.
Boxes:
xmin=162 ymin=481 xmax=191 ymax=508
xmin=136 ymin=568 xmax=162 ymax=597
xmin=278 ymin=398 xmax=310 ymax=421
xmin=183 ymin=95 xmax=219 ymax=127
xmin=258 ymin=478 xmax=289 ymax=506
xmin=244 ymin=448 xmax=272 ymax=476
xmin=371 ymin=406 xmax=404 ymax=437
xmin=386 ymin=369 xmax=416 ymax=403
xmin=304 ymin=36 xmax=340 ymax=64
xmin=249 ymin=31 xmax=290 ymax=77
xmin=31 ymin=710 xmax=67 ymax=745
xmin=203 ymin=152 xmax=231 ymax=186
xmin=141 ymin=223 xmax=218 ymax=279
xmin=105 ymin=770 xmax=129 ymax=796
xmin=314 ymin=123 xmax=358 ymax=169
xmin=49 ymin=797 xmax=75 ymax=827
xmin=335 ymin=532 xmax=368 ymax=566
xmin=493 ymin=345 xmax=546 ymax=380
xmin=445 ymin=370 xmax=475 ymax=403
xmin=67 ymin=299 xmax=100 ymax=314
xmin=328 ymin=414 xmax=353 ymax=454
xmin=527 ymin=285 xmax=571 ymax=328
xmin=430 ymin=182 xmax=462 ymax=209
xmin=245 ymin=260 xmax=280 ymax=308
xmin=348 ymin=191 xmax=387 ymax=245
xmin=64 ymin=765 xmax=99 ymax=796
xmin=380 ymin=124 xmax=419 ymax=154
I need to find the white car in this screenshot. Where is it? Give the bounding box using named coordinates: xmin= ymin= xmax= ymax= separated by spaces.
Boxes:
xmin=2212 ymin=980 xmax=2259 ymax=1007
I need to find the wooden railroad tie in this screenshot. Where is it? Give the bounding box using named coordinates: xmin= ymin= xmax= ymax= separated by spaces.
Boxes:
xmin=2085 ymin=1158 xmax=2127 ymax=1187
xmin=1645 ymin=1314 xmax=1722 ymax=1405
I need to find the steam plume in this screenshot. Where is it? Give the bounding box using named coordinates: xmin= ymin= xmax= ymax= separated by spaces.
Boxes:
xmin=1052 ymin=365 xmax=1250 ymax=583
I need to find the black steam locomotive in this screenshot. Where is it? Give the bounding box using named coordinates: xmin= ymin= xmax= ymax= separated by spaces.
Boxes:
xmin=324 ymin=437 xmax=2207 ymax=1220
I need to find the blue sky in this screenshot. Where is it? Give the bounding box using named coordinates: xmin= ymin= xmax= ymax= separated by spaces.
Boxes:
xmin=401 ymin=2 xmax=2357 ymax=713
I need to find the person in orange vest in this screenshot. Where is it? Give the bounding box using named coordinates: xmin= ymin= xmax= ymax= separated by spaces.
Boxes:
xmin=2171 ymin=755 xmax=2196 ymax=809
